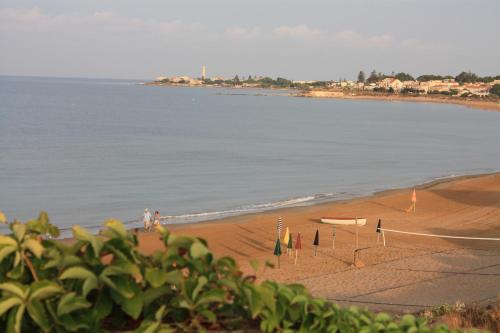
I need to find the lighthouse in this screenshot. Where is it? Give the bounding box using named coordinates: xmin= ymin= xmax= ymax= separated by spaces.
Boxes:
xmin=202 ymin=65 xmax=206 ymax=80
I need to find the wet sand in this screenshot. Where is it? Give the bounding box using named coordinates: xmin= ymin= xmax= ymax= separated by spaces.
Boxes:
xmin=137 ymin=173 xmax=500 ymax=313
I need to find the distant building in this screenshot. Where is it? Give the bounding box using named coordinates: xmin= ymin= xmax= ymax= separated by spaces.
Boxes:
xmin=202 ymin=65 xmax=206 ymax=80
xmin=378 ymin=78 xmax=403 ymax=91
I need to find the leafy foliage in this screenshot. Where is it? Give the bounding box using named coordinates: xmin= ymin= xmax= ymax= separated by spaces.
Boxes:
xmin=0 ymin=212 xmax=477 ymax=332
xmin=394 ymin=72 xmax=414 ymax=82
xmin=417 ymin=74 xmax=455 ymax=82
xmin=357 ymin=71 xmax=365 ymax=83
xmin=490 ymin=84 xmax=500 ymax=97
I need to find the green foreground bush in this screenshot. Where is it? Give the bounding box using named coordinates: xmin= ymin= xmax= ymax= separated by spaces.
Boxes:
xmin=0 ymin=213 xmax=474 ymax=332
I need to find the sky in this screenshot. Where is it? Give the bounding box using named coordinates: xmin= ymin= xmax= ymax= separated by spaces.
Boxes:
xmin=0 ymin=0 xmax=499 ymax=81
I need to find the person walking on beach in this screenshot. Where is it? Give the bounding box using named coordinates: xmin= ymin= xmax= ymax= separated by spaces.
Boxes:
xmin=153 ymin=210 xmax=160 ymax=229
xmin=143 ymin=208 xmax=152 ymax=231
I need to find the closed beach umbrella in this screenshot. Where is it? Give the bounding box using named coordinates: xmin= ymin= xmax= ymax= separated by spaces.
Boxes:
xmin=287 ymin=232 xmax=293 ymax=256
xmin=313 ymin=228 xmax=319 ymax=256
xmin=294 ymin=233 xmax=302 ymax=265
xmin=283 ymin=226 xmax=290 ymax=244
xmin=283 ymin=227 xmax=290 ymax=255
xmin=274 ymin=238 xmax=282 ymax=268
xmin=411 ymin=189 xmax=417 ymax=212
xmin=295 ymin=233 xmax=302 ymax=250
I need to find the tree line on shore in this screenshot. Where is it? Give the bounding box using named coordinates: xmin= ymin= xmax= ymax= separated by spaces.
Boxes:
xmin=357 ymin=70 xmax=500 ymax=84
xmin=156 ymin=70 xmax=500 ymax=97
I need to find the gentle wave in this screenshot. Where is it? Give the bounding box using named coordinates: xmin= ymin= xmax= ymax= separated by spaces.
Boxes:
xmin=159 ymin=193 xmax=335 ymax=222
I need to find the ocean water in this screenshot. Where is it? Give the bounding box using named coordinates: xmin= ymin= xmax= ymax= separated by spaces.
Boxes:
xmin=1 ymin=76 xmax=499 ymax=235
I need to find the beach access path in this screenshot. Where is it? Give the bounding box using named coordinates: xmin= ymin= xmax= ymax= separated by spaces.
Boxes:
xmin=137 ymin=173 xmax=500 ymax=313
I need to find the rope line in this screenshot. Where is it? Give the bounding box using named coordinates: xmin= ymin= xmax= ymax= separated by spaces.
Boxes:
xmin=380 ymin=228 xmax=500 ymax=241
xmin=327 ymin=298 xmax=430 ymax=308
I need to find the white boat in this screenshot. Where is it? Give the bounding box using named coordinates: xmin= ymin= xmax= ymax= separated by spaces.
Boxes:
xmin=320 ymin=217 xmax=367 ymax=226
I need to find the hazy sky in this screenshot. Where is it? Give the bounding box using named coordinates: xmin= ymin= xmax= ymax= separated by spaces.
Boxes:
xmin=1 ymin=0 xmax=499 ymax=80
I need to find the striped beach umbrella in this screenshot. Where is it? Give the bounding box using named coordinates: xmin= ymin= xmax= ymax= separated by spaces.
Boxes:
xmin=277 ymin=216 xmax=283 ymax=238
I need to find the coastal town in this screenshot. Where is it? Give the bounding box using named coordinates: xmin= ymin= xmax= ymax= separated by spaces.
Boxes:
xmin=150 ymin=67 xmax=500 ymax=101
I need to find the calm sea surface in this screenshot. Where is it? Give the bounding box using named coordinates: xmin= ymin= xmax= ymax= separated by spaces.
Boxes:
xmin=1 ymin=76 xmax=499 ymax=235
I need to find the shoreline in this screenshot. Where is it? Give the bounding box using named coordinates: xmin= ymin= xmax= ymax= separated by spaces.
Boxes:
xmin=160 ymin=172 xmax=498 ymax=231
xmin=145 ymin=82 xmax=500 ymax=112
xmin=300 ymin=90 xmax=500 ymax=112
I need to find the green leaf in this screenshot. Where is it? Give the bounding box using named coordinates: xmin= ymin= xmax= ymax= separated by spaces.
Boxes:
xmin=0 ymin=245 xmax=17 ymax=262
xmin=103 ymin=219 xmax=127 ymax=238
xmin=190 ymin=242 xmax=209 ymax=259
xmin=145 ymin=268 xmax=169 ymax=288
xmin=12 ymin=223 xmax=26 ymax=241
xmin=155 ymin=305 xmax=166 ymax=321
xmin=27 ymin=300 xmax=51 ymax=331
xmin=192 ymin=276 xmax=208 ymax=301
xmin=199 ymin=309 xmax=216 ymax=323
xmin=0 ymin=282 xmax=27 ymax=299
xmin=59 ymin=314 xmax=90 ymax=332
xmin=57 ymin=292 xmax=91 ymax=316
xmin=375 ymin=312 xmax=391 ymax=322
xmin=23 ymin=239 xmax=44 ymax=258
xmin=0 ymin=235 xmax=17 ymax=246
xmin=99 ymin=275 xmax=135 ymax=299
xmin=195 ymin=289 xmax=226 ymax=306
xmin=243 ymin=285 xmax=263 ymax=318
xmin=72 ymin=225 xmax=103 ymax=257
xmin=121 ymin=293 xmax=143 ymax=319
xmin=138 ymin=322 xmax=160 ymax=333
xmin=0 ymin=297 xmax=22 ymax=316
xmin=249 ymin=259 xmax=260 ymax=272
xmin=93 ymin=289 xmax=113 ymax=320
xmin=60 ymin=266 xmax=98 ymax=297
xmin=143 ymin=286 xmax=171 ymax=307
xmin=14 ymin=304 xmax=25 ymax=333
xmin=29 ymin=281 xmax=63 ymax=301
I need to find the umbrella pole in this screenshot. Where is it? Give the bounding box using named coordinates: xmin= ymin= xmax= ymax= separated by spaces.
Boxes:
xmin=356 ymin=225 xmax=359 ymax=249
xmin=294 ymin=250 xmax=298 ymax=265
xmin=277 ymin=256 xmax=280 ymax=269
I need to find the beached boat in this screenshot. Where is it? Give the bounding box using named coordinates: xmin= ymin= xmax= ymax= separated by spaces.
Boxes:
xmin=320 ymin=217 xmax=367 ymax=226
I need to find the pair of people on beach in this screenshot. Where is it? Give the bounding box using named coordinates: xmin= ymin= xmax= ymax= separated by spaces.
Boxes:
xmin=143 ymin=208 xmax=160 ymax=231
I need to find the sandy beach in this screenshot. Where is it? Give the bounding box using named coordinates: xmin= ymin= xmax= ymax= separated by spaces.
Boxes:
xmin=137 ymin=173 xmax=500 ymax=313
xmin=301 ymin=90 xmax=500 ymax=112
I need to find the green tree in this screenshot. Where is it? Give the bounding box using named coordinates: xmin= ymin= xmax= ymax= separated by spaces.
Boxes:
xmin=455 ymin=71 xmax=479 ymax=84
xmin=490 ymin=84 xmax=500 ymax=97
xmin=233 ymin=75 xmax=240 ymax=85
xmin=417 ymin=74 xmax=453 ymax=82
xmin=366 ymin=70 xmax=379 ymax=84
xmin=357 ymin=71 xmax=365 ymax=83
xmin=394 ymin=72 xmax=414 ymax=81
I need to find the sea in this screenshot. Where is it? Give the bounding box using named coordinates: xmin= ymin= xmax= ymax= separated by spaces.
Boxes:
xmin=1 ymin=76 xmax=499 ymax=236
